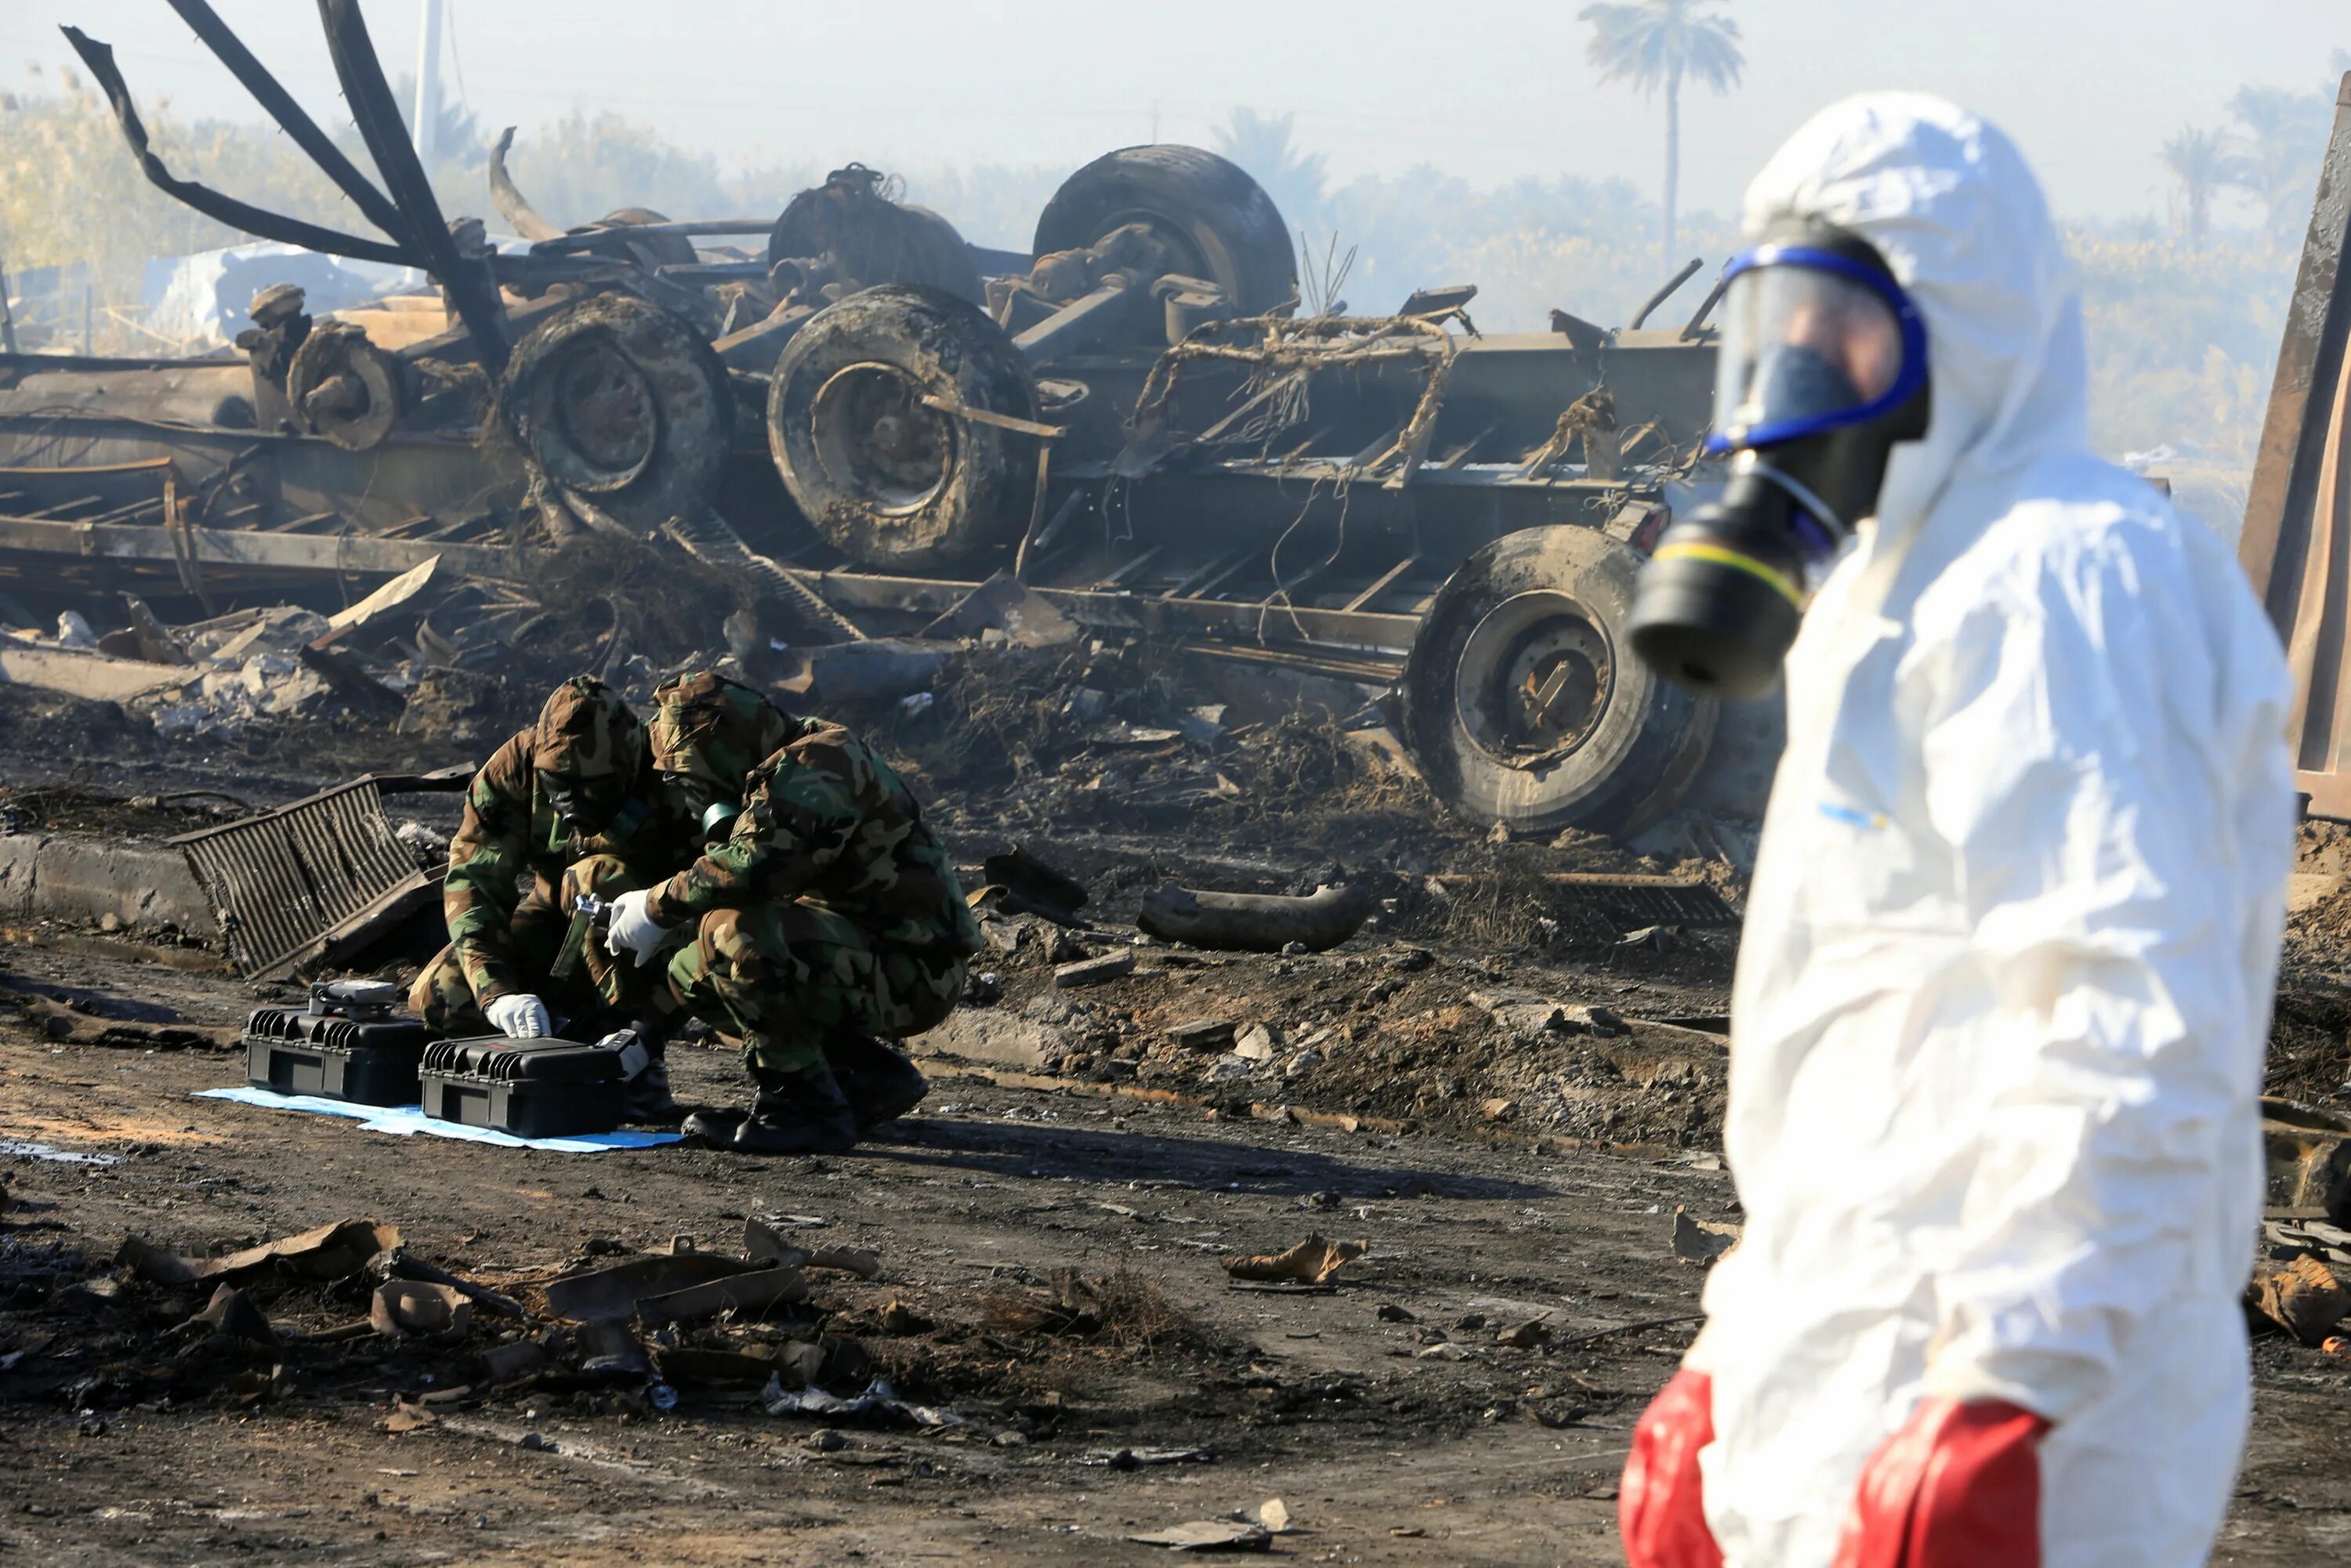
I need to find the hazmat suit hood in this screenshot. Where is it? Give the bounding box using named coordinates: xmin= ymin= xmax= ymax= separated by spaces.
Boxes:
xmin=647 ymin=670 xmax=795 ymax=795
xmin=532 ymin=676 xmax=643 ymax=785
xmin=1738 ymin=92 xmax=2089 ymax=553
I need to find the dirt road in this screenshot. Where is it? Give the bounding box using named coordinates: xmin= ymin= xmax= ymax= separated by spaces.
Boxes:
xmin=0 ymin=944 xmax=2344 ymax=1565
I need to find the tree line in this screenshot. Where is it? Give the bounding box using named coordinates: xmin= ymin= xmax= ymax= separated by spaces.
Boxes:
xmin=2161 ymin=53 xmax=2351 ymax=251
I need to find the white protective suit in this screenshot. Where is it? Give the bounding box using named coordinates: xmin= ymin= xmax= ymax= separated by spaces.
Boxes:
xmin=1683 ymin=96 xmax=2296 ymax=1566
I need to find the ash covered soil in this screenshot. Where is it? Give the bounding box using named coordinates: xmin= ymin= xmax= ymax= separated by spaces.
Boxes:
xmin=0 ymin=653 xmax=2346 ymax=1563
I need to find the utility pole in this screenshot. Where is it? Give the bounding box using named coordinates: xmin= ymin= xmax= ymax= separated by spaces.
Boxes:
xmin=411 ymin=0 xmax=444 ymax=168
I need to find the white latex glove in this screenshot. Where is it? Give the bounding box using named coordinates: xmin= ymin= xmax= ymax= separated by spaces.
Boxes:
xmin=484 ymin=993 xmax=549 ymax=1038
xmin=603 ymin=888 xmax=681 ymax=969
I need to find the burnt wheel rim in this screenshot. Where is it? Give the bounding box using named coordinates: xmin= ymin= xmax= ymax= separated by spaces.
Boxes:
xmin=809 ymin=362 xmax=955 ymax=514
xmin=1454 ymin=590 xmax=1615 ymax=769
xmin=1088 ymin=208 xmax=1208 ymax=280
xmin=552 ymin=340 xmax=657 ymax=476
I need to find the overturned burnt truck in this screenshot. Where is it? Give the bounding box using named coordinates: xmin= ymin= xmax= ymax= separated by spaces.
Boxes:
xmin=759 ymin=148 xmax=1732 ymax=837
xmin=14 ymin=0 xmax=1738 ymax=838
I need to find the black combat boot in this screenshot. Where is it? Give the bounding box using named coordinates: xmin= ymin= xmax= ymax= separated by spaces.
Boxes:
xmin=828 ymin=1035 xmax=929 ymax=1132
xmin=679 ymin=1048 xmax=748 ymax=1145
xmin=621 ymin=1052 xmax=682 ymax=1124
xmin=730 ymin=1063 xmax=858 ymax=1155
xmin=680 ymin=1102 xmax=746 ymax=1143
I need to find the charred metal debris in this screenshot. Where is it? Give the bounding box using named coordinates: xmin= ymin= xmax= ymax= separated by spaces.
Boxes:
xmin=12 ymin=0 xmax=1741 ymax=839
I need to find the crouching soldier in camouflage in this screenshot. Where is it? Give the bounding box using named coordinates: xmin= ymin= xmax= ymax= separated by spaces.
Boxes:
xmin=408 ymin=676 xmax=697 ymax=1120
xmin=605 ymin=675 xmax=980 ymax=1154
xmin=639 ymin=672 xmax=936 ymax=1138
xmin=639 ymin=677 xmax=940 ymax=1143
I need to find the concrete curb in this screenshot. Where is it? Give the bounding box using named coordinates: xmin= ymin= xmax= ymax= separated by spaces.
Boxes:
xmin=0 ymin=831 xmax=219 ymax=937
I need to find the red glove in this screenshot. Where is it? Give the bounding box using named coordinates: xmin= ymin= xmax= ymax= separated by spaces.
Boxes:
xmin=1619 ymin=1368 xmax=1722 ymax=1568
xmin=1832 ymin=1397 xmax=2051 ymax=1568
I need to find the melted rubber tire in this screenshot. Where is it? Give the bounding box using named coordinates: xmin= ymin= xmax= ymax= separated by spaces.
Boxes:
xmin=767 ymin=190 xmax=981 ymax=304
xmin=1032 ymin=144 xmax=1297 ymax=317
xmin=1402 ymin=527 xmax=1718 ymax=838
xmin=495 ymin=292 xmax=732 ymax=530
xmin=768 ymin=284 xmax=1039 ymax=570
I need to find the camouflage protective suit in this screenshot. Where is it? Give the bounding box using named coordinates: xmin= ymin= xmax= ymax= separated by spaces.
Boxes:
xmin=642 ymin=672 xmax=979 ymax=1075
xmin=409 ymin=678 xmax=697 ymax=1034
xmin=646 ymin=670 xmax=794 ymax=813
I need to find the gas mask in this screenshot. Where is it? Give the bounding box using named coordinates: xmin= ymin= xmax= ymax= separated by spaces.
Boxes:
xmin=661 ymin=769 xmax=744 ymax=846
xmin=661 ymin=770 xmax=720 ymax=824
xmin=1628 ymin=218 xmax=1931 ymax=699
xmin=700 ymin=799 xmax=742 ymax=846
xmin=539 ymin=768 xmax=629 ymax=835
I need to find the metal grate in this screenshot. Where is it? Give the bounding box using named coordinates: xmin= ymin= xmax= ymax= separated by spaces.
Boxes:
xmin=173 ymin=777 xmax=428 ymax=978
xmin=661 ymin=513 xmax=866 ymax=643
xmin=1551 ymin=873 xmax=1739 ymax=930
xmin=1432 ymin=871 xmax=1738 ymax=929
xmin=1593 ymin=883 xmax=1737 ymax=929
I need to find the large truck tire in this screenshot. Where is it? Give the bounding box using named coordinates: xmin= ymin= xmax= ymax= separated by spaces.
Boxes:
xmin=1402 ymin=527 xmax=1718 ymax=838
xmin=495 ymin=292 xmax=732 ymax=530
xmin=766 ymin=172 xmax=983 ymax=304
xmin=767 ymin=284 xmax=1040 ymax=570
xmin=1033 ymin=145 xmax=1297 ymax=318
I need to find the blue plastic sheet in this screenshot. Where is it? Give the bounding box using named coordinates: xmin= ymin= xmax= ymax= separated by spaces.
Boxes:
xmin=195 ymin=1085 xmax=683 ymax=1153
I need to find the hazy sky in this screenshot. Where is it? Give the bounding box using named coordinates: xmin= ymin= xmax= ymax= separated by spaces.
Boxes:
xmin=6 ymin=0 xmax=2345 ymax=222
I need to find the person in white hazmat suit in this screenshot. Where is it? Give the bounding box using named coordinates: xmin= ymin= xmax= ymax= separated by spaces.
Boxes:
xmin=1614 ymin=94 xmax=2297 ymax=1568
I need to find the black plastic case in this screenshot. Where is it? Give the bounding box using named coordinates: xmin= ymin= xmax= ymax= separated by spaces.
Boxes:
xmin=243 ymin=980 xmax=428 ymax=1105
xmin=418 ymin=1036 xmax=625 ymax=1138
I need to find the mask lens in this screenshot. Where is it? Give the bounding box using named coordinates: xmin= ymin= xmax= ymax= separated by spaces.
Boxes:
xmin=540 ymin=769 xmax=625 ymax=831
xmin=1713 ymin=263 xmax=1907 ymax=444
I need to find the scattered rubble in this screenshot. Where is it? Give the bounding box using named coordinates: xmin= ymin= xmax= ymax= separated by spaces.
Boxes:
xmin=2264 ymin=1095 xmax=2351 ymax=1222
xmin=0 ymin=533 xmax=773 ymax=756
xmin=1049 ymin=951 xmax=1132 ymax=990
xmin=2249 ymin=1254 xmax=2351 ymax=1345
xmin=27 ymin=1200 xmax=1275 ymax=1458
xmin=121 ymin=1217 xmax=400 ymax=1287
xmin=371 ymin=1279 xmax=473 ymax=1339
xmin=1129 ymin=1519 xmax=1275 ymax=1552
xmin=764 ymin=1377 xmax=963 ymax=1429
xmin=191 ymin=1282 xmax=279 ymax=1347
xmin=5 ymin=0 xmax=1793 ymax=849
xmin=1222 ymin=1235 xmax=1368 ymax=1287
xmin=1670 ymin=1206 xmax=1741 ymax=1266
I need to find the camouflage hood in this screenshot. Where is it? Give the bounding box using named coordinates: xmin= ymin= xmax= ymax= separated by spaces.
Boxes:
xmin=533 ymin=676 xmax=643 ymax=782
xmin=648 ymin=670 xmax=794 ymax=791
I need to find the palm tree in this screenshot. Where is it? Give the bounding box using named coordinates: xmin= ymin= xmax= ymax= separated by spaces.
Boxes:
xmin=1579 ymin=0 xmax=1744 ymax=264
xmin=1211 ymin=107 xmax=1329 ymax=233
xmin=2157 ymin=125 xmax=2235 ymax=249
xmin=2228 ymin=84 xmax=2332 ymax=247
